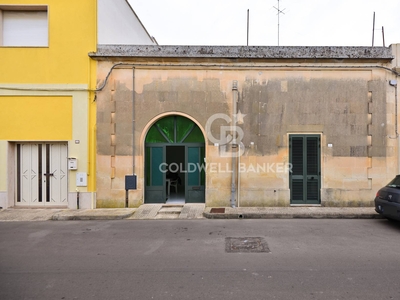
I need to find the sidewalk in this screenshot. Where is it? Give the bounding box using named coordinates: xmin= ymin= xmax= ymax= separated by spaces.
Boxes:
xmin=0 ymin=208 xmax=137 ymax=222
xmin=0 ymin=205 xmax=381 ymax=221
xmin=203 ymin=206 xmax=381 ymax=219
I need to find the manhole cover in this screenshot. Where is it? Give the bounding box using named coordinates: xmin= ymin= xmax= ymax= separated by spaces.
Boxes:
xmin=210 ymin=208 xmax=225 ymax=213
xmin=225 ymin=237 xmax=270 ymax=253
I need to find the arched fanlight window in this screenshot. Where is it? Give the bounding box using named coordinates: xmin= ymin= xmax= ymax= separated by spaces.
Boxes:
xmin=145 ymin=116 xmax=204 ymax=144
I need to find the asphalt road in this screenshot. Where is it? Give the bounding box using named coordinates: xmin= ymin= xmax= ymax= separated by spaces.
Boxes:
xmin=0 ymin=219 xmax=399 ymax=300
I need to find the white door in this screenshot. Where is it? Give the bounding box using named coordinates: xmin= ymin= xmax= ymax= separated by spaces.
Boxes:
xmin=16 ymin=143 xmax=68 ymax=206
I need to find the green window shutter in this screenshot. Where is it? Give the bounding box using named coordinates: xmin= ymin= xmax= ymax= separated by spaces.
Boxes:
xmin=289 ymin=135 xmax=321 ymax=204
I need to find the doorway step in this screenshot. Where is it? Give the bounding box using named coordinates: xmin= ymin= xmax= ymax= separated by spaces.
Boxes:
xmin=129 ymin=204 xmax=205 ymax=220
xmin=155 ymin=205 xmax=183 ymax=219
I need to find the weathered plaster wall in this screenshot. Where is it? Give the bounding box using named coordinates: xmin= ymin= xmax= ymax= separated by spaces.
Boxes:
xmin=96 ymin=61 xmax=396 ymax=207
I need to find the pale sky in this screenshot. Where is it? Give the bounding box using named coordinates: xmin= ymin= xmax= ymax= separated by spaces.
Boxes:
xmin=128 ymin=0 xmax=399 ymax=47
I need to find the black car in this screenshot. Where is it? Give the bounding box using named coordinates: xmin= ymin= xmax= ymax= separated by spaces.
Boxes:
xmin=375 ymin=175 xmax=400 ymax=221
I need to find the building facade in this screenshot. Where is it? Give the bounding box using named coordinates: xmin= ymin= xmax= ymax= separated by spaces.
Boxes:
xmin=0 ymin=0 xmax=155 ymax=209
xmin=91 ymin=44 xmax=400 ymax=208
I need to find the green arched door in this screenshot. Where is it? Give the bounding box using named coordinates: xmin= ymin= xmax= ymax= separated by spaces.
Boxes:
xmin=145 ymin=116 xmax=205 ymax=203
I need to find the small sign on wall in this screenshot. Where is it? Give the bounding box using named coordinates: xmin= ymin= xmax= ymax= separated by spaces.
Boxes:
xmin=76 ymin=172 xmax=87 ymax=187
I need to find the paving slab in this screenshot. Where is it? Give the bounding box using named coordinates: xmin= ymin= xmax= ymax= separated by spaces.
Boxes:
xmin=0 ymin=209 xmax=64 ymax=222
xmin=128 ymin=204 xmax=163 ymax=220
xmin=128 ymin=204 xmax=206 ymax=220
xmin=154 ymin=206 xmax=182 ymax=219
xmin=51 ymin=208 xmax=136 ymax=221
xmin=158 ymin=206 xmax=183 ymax=213
xmin=179 ymin=204 xmax=205 ymax=219
xmin=154 ymin=212 xmax=180 ymax=219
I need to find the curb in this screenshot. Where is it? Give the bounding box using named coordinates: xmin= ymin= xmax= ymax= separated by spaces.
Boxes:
xmin=203 ymin=212 xmax=383 ymax=219
xmin=203 ymin=213 xmax=384 ymax=219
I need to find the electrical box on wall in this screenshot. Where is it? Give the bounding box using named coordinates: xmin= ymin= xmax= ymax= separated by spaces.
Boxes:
xmin=68 ymin=158 xmax=78 ymax=170
xmin=125 ymin=175 xmax=137 ymax=190
xmin=76 ymin=172 xmax=87 ymax=187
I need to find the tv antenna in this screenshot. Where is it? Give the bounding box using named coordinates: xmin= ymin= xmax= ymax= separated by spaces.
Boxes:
xmin=371 ymin=12 xmax=386 ymax=47
xmin=273 ymin=0 xmax=286 ymax=46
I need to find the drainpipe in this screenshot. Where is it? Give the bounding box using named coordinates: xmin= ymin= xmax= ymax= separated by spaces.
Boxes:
xmin=396 ymin=82 xmax=399 ymax=175
xmin=132 ymin=68 xmax=136 ymax=174
xmin=237 ymin=143 xmax=242 ymax=208
xmin=126 ymin=68 xmax=136 ymax=208
xmin=231 ymin=81 xmax=238 ymax=208
xmin=76 ymin=188 xmax=80 ymax=209
xmin=389 ymin=80 xmax=399 ymax=173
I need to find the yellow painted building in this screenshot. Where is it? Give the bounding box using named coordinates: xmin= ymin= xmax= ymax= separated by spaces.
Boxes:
xmin=0 ymin=0 xmax=156 ymax=208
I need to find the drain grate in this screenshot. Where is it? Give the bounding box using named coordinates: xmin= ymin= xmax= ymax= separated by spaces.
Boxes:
xmin=225 ymin=237 xmax=270 ymax=253
xmin=210 ymin=208 xmax=225 ymax=213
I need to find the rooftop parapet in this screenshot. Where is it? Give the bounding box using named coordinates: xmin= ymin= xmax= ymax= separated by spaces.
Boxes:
xmin=90 ymin=45 xmax=394 ymax=60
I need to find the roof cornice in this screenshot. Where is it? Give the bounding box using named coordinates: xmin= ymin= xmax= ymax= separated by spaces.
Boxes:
xmin=89 ymin=45 xmax=394 ymax=60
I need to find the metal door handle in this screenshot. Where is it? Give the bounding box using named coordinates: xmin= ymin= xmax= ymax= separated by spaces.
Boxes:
xmin=44 ymin=173 xmax=54 ymax=176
